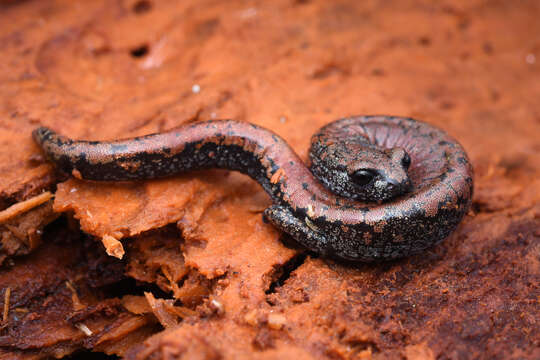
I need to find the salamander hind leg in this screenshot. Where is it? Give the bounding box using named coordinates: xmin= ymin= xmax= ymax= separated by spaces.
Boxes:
xmin=264 ymin=205 xmax=330 ymax=256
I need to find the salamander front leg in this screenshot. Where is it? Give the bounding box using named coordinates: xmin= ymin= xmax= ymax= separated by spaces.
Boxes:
xmin=263 ymin=205 xmax=330 ymax=257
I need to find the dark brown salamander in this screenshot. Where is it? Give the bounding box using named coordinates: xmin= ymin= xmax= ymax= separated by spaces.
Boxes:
xmin=33 ymin=116 xmax=473 ymax=262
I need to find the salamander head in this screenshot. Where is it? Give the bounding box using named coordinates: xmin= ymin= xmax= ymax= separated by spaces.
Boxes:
xmin=310 ymin=140 xmax=413 ymax=202
xmin=346 ymin=145 xmax=413 ymax=202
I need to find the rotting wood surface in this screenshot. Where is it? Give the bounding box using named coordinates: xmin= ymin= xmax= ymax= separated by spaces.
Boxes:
xmin=0 ymin=0 xmax=538 ymax=359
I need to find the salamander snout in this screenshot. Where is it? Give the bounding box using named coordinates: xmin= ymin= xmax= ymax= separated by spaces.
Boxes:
xmin=374 ymin=176 xmax=413 ymax=201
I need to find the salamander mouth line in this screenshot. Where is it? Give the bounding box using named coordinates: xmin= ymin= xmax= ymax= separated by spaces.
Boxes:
xmin=32 ymin=115 xmax=473 ymax=262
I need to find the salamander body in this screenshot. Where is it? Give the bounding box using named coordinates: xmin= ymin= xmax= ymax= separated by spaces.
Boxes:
xmin=33 ymin=116 xmax=473 ymax=262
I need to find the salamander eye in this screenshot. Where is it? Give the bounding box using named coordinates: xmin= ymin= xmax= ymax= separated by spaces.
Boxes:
xmin=351 ymin=169 xmax=377 ymax=186
xmin=401 ymin=153 xmax=411 ymax=169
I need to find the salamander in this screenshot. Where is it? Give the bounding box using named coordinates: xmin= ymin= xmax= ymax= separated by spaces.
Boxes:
xmin=32 ymin=115 xmax=473 ymax=262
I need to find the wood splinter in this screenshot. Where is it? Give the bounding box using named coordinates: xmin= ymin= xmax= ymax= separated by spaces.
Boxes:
xmin=101 ymin=234 xmax=125 ymax=259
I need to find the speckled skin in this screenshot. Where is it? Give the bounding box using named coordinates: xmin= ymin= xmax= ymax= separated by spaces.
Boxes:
xmin=33 ymin=116 xmax=473 ymax=262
